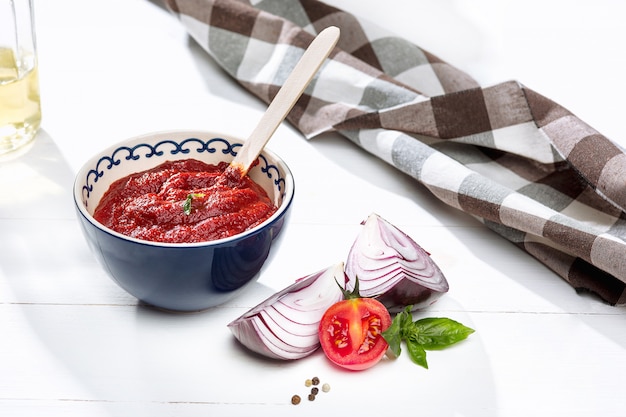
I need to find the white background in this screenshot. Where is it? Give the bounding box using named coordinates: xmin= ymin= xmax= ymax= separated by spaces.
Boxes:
xmin=2 ymin=1 xmax=625 ymax=416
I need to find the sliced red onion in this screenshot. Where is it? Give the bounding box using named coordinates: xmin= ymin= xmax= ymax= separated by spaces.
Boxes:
xmin=227 ymin=263 xmax=346 ymax=360
xmin=345 ymin=213 xmax=449 ymax=312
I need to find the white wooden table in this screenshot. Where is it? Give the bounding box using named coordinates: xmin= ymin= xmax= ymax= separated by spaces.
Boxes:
xmin=2 ymin=1 xmax=625 ymax=416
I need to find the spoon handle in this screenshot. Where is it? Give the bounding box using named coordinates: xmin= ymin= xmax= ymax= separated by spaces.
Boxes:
xmin=231 ymin=26 xmax=340 ymax=175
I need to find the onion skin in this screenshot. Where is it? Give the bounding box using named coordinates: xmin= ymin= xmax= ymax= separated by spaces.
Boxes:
xmin=345 ymin=213 xmax=449 ymax=312
xmin=227 ymin=263 xmax=347 ymax=360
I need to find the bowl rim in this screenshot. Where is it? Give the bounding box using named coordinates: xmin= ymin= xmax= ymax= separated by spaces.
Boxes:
xmin=73 ymin=129 xmax=295 ymax=248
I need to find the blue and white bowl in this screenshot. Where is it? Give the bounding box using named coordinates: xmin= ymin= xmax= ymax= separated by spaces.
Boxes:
xmin=73 ymin=130 xmax=295 ymax=312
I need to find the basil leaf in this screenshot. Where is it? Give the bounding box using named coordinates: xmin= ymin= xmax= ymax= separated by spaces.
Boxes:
xmin=398 ymin=305 xmax=415 ymax=336
xmin=183 ymin=193 xmax=205 ymax=215
xmin=413 ymin=317 xmax=475 ymax=350
xmin=183 ymin=194 xmax=194 ymax=215
xmin=383 ymin=308 xmax=474 ymax=369
xmin=382 ymin=305 xmax=415 ymax=358
xmin=382 ymin=315 xmax=403 ymax=359
xmin=406 ymin=339 xmax=428 ymax=369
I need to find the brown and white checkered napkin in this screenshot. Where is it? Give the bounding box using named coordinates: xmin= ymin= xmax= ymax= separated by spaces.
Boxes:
xmin=165 ymin=0 xmax=626 ymax=305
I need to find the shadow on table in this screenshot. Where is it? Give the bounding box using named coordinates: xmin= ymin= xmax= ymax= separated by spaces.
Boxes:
xmin=1 ymin=131 xmax=150 ymax=415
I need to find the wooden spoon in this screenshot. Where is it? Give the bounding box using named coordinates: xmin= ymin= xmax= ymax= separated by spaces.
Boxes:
xmin=226 ymin=26 xmax=340 ymax=178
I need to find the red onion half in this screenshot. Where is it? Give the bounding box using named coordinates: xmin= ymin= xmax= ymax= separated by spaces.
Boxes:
xmin=345 ymin=213 xmax=449 ymax=312
xmin=227 ymin=263 xmax=346 ymax=360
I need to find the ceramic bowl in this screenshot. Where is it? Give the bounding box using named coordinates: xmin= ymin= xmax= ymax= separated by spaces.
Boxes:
xmin=73 ymin=130 xmax=294 ymax=312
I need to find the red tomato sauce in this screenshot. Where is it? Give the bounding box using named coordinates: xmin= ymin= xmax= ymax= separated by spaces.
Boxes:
xmin=93 ymin=159 xmax=277 ymax=243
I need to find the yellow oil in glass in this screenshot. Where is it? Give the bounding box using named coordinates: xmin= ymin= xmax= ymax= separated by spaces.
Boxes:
xmin=0 ymin=47 xmax=41 ymax=155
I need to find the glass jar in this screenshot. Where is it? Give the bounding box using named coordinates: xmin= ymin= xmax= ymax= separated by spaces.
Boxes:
xmin=0 ymin=0 xmax=41 ymax=157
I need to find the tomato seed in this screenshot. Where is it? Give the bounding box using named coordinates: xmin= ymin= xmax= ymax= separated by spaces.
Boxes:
xmin=322 ymin=383 xmax=330 ymax=393
xmin=312 ymin=377 xmax=320 ymax=385
xmin=291 ymin=395 xmax=301 ymax=405
xmin=304 ymin=379 xmax=312 ymax=387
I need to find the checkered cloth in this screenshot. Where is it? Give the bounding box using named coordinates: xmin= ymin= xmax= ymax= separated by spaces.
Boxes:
xmin=165 ymin=0 xmax=626 ymax=305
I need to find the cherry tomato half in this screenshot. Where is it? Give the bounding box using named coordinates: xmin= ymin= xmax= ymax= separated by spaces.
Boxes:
xmin=318 ymin=297 xmax=392 ymax=371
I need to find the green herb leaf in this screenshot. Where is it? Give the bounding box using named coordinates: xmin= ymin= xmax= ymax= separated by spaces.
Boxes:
xmin=382 ymin=312 xmax=404 ymax=358
xmin=413 ymin=317 xmax=475 ymax=350
xmin=406 ymin=339 xmax=428 ymax=369
xmin=183 ymin=193 xmax=205 ymax=215
xmin=382 ymin=305 xmax=414 ymax=358
xmin=382 ymin=305 xmax=474 ymax=369
xmin=398 ymin=305 xmax=415 ymax=334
